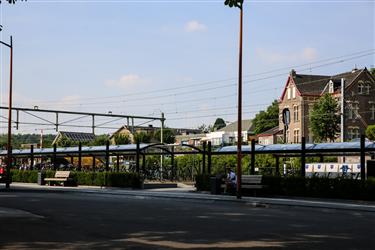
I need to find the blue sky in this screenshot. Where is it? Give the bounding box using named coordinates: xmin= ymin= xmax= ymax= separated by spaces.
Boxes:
xmin=0 ymin=0 xmax=374 ymax=134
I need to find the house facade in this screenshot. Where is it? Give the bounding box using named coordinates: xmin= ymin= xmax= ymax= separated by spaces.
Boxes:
xmin=279 ymin=68 xmax=375 ymax=143
xmin=257 ymin=126 xmax=282 ymax=145
xmin=203 ymin=120 xmax=255 ymax=146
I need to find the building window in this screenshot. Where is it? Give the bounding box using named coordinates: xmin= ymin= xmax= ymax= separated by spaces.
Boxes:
xmin=292 ymin=87 xmax=296 ymax=99
xmin=358 ymin=81 xmax=364 ymax=94
xmin=287 ymin=88 xmax=291 ymax=99
xmin=348 ymin=127 xmax=360 ymax=140
xmin=365 ymin=81 xmax=371 ymax=95
xmin=353 ymin=103 xmax=359 ymax=119
xmin=293 ymin=129 xmax=300 ymax=143
xmin=293 ymin=105 xmax=299 ymax=122
xmin=370 ymin=103 xmax=375 ymax=120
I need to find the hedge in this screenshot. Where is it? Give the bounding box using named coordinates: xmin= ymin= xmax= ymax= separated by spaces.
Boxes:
xmin=11 ymin=170 xmax=142 ymax=188
xmin=195 ymin=174 xmax=375 ymax=201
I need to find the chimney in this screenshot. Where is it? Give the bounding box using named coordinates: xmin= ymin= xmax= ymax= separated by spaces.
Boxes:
xmin=290 ymin=69 xmax=296 ymax=78
xmin=352 ymin=66 xmax=358 ymax=73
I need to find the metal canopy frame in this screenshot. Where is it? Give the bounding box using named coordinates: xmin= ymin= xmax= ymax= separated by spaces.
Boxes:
xmin=0 ymin=106 xmax=165 ymax=134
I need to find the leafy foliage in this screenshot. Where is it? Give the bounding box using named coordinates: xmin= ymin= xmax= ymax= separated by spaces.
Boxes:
xmin=224 ymin=0 xmax=243 ymax=9
xmin=91 ymin=135 xmax=110 ymax=146
xmin=310 ymin=93 xmax=340 ymax=142
xmin=252 ymin=100 xmax=279 ymax=135
xmin=0 ymin=133 xmax=55 ymax=149
xmin=213 ymin=118 xmax=226 ymax=131
xmin=133 ymin=131 xmax=151 ymax=143
xmin=366 ymin=125 xmax=375 ymax=141
xmin=152 ymin=128 xmax=176 ymax=144
xmin=56 ymin=136 xmax=75 ymax=147
xmin=113 ymin=133 xmax=131 ymax=145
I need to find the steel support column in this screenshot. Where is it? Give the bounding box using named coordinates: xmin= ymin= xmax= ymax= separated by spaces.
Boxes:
xmin=207 ymin=141 xmax=212 ymax=175
xmin=202 ymin=141 xmax=206 ymax=174
xmin=301 ymin=137 xmax=306 ymax=177
xmin=360 ymin=134 xmax=366 ymax=180
xmin=105 ymin=140 xmax=110 ymax=172
xmin=250 ymin=139 xmax=255 ymax=175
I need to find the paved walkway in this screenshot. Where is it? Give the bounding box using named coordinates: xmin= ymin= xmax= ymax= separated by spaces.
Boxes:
xmin=2 ymin=182 xmax=375 ymax=212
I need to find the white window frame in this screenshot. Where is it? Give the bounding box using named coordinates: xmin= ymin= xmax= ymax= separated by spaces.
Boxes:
xmin=358 ymin=81 xmax=364 ymax=94
xmin=293 ymin=105 xmax=299 ymax=122
xmin=293 ymin=129 xmax=300 ymax=143
xmin=292 ymin=87 xmax=296 ymax=99
xmin=365 ymin=81 xmax=371 ymax=95
xmin=370 ymin=102 xmax=375 ymax=120
xmin=287 ymin=87 xmax=291 ymax=99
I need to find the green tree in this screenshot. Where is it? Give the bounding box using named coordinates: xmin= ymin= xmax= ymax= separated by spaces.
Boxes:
xmin=252 ymin=100 xmax=279 ymax=134
xmin=310 ymin=93 xmax=340 ymax=142
xmin=0 ymin=0 xmax=27 ymax=5
xmin=133 ymin=131 xmax=151 ymax=144
xmin=153 ymin=128 xmax=176 ymax=144
xmin=213 ymin=118 xmax=226 ymax=131
xmin=113 ymin=133 xmax=131 ymax=145
xmin=91 ymin=135 xmax=110 ymax=146
xmin=56 ymin=136 xmax=75 ymax=147
xmin=224 ymin=0 xmax=243 ymax=8
xmin=366 ymin=125 xmax=375 ymax=141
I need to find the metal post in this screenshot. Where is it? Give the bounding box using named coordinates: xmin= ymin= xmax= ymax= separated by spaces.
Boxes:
xmin=78 ymin=142 xmax=82 ymax=171
xmin=202 ymin=141 xmax=206 ymax=174
xmin=30 ymin=145 xmax=34 ymax=170
xmin=142 ymin=153 xmax=146 ymax=175
xmin=160 ymin=112 xmax=164 ymax=181
xmin=116 ymin=155 xmax=120 ymax=172
xmin=360 ymin=134 xmax=366 ymax=180
xmin=5 ymin=36 xmax=13 ymax=189
xmin=92 ymin=115 xmax=95 ymax=134
xmin=105 ymin=140 xmax=110 ymax=172
xmin=251 ymin=139 xmax=255 ymax=175
xmin=53 ymin=144 xmax=57 ymax=171
xmin=236 ymin=3 xmax=244 ymax=199
xmin=207 ymin=141 xmax=212 ymax=174
xmin=171 ymin=147 xmax=175 ymax=181
xmin=341 ymin=78 xmax=345 ymax=142
xmin=136 ymin=142 xmax=140 ymax=174
xmin=275 ymin=156 xmax=279 ymax=176
xmin=301 ymin=137 xmax=306 ymax=177
xmin=92 ymin=156 xmax=96 ymax=172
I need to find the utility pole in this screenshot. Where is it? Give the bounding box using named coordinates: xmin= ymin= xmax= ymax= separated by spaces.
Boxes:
xmin=224 ymin=0 xmax=244 ymax=199
xmin=160 ymin=112 xmax=165 ymax=181
xmin=0 ymin=36 xmax=13 ymax=189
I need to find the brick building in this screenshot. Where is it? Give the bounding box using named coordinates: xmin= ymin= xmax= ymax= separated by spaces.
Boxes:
xmin=278 ymin=68 xmax=375 ymax=143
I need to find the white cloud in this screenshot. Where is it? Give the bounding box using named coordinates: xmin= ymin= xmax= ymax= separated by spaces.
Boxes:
xmin=256 ymin=47 xmax=318 ymax=64
xmin=106 ymin=74 xmax=143 ymax=89
xmin=185 ymin=20 xmax=207 ymax=32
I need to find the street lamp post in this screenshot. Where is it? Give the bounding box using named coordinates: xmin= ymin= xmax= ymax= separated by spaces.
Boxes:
xmin=224 ymin=0 xmax=244 ymax=199
xmin=0 ymin=36 xmax=13 ymax=189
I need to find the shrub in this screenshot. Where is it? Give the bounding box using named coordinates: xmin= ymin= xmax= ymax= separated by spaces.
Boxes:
xmin=11 ymin=170 xmax=142 ymax=188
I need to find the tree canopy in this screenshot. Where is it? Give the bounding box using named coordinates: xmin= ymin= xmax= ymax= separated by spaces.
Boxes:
xmin=113 ymin=134 xmax=131 ymax=145
xmin=153 ymin=128 xmax=176 ymax=144
xmin=252 ymin=100 xmax=279 ymax=135
xmin=366 ymin=125 xmax=375 ymax=141
xmin=213 ymin=118 xmax=226 ymax=131
xmin=310 ymin=93 xmax=340 ymax=142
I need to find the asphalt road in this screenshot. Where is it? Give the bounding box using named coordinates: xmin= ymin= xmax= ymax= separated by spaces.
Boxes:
xmin=0 ymin=190 xmax=374 ymax=250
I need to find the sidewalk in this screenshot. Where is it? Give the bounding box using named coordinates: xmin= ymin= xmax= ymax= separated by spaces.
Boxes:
xmin=3 ymin=182 xmax=375 ymax=212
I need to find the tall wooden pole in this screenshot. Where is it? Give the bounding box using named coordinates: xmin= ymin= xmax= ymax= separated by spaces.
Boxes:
xmin=6 ymin=36 xmax=13 ymax=189
xmin=236 ymin=6 xmax=243 ymax=199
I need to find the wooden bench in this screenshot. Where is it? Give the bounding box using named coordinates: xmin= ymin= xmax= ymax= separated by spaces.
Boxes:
xmin=220 ymin=175 xmax=265 ymax=195
xmin=241 ymin=175 xmax=264 ymax=196
xmin=44 ymin=171 xmax=74 ymax=186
